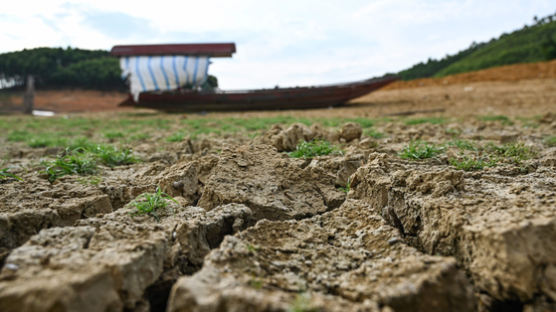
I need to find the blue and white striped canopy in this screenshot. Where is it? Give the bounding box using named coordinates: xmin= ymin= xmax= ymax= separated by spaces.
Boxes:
xmin=119 ymin=55 xmax=210 ymax=101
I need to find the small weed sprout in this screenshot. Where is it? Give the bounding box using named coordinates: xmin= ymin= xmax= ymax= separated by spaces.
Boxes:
xmin=104 ymin=131 xmax=125 ymax=140
xmin=288 ymin=293 xmax=316 ymax=312
xmin=131 ymin=187 xmax=178 ymax=221
xmin=246 ymin=244 xmax=258 ymax=254
xmin=399 ymin=141 xmax=444 ymax=160
xmin=339 ymin=178 xmax=351 ymax=193
xmin=289 ymin=140 xmax=340 ymax=159
xmin=0 ymin=168 xmax=22 ymax=181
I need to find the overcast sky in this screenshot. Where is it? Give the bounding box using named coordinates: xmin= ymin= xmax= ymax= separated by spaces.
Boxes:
xmin=1 ymin=1 xmax=554 ymax=89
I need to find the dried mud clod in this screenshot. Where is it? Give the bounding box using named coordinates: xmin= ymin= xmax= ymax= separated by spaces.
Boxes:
xmin=350 ymin=152 xmax=556 ymax=310
xmin=197 ymin=144 xmax=346 ymax=220
xmin=0 ymin=203 xmax=255 ymax=312
xmin=167 ymin=200 xmax=475 ymax=312
xmin=0 ymin=179 xmax=112 ymax=263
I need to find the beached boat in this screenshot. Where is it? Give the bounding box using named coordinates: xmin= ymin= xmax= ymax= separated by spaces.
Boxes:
xmin=111 ymin=43 xmax=396 ymax=111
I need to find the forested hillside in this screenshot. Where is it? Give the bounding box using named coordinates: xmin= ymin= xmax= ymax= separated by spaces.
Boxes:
xmin=0 ymin=47 xmax=124 ymax=90
xmin=399 ymin=12 xmax=556 ymax=80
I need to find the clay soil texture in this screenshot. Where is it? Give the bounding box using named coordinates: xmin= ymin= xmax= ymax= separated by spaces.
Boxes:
xmin=0 ymin=63 xmax=556 ymax=312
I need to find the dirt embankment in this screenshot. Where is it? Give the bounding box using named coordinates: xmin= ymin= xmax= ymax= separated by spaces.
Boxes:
xmin=384 ymin=59 xmax=556 ymax=90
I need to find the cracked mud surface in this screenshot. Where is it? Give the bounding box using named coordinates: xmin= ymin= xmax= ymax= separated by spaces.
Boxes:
xmin=0 ymin=74 xmax=555 ymax=311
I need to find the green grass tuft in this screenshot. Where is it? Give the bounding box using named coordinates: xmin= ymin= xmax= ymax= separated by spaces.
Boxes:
xmin=449 ymin=156 xmax=496 ymax=171
xmin=89 ymin=145 xmax=138 ymax=167
xmin=43 ymin=150 xmax=97 ymax=182
xmin=7 ymin=130 xmax=31 ymax=142
xmin=0 ymin=168 xmax=23 ymax=181
xmin=487 ymin=142 xmax=535 ymax=164
xmin=130 ymin=187 xmax=178 ymax=221
xmin=399 ymin=141 xmax=444 ymax=160
xmin=167 ymin=132 xmax=185 ymax=142
xmin=104 ymin=131 xmax=125 ymax=140
xmin=289 ymin=140 xmax=340 ymax=159
xmin=338 ymin=178 xmax=351 ymax=193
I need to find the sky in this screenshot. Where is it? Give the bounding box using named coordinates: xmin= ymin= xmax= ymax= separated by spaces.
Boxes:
xmin=1 ymin=1 xmax=554 ymax=89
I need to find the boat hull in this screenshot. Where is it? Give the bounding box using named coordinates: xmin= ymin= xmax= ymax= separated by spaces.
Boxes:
xmin=121 ymin=76 xmax=397 ymax=111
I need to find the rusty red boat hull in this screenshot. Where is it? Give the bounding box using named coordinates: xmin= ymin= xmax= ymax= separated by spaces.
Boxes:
xmin=120 ymin=76 xmax=397 ymax=111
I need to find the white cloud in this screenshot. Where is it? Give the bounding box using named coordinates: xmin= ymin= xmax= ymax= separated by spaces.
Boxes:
xmin=1 ymin=0 xmax=554 ymax=88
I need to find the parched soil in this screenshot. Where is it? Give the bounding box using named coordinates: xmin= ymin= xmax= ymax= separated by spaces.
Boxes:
xmin=0 ymin=62 xmax=555 ymax=312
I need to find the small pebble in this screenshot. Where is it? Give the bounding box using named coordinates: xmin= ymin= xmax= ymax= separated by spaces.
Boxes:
xmin=388 ymin=237 xmax=400 ymax=245
xmin=5 ymin=263 xmax=18 ymax=271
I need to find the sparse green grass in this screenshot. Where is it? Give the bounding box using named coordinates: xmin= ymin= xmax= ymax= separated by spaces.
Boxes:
xmin=447 ymin=139 xmax=477 ymax=151
xmin=104 ymin=131 xmax=125 ymax=140
xmin=246 ymin=244 xmax=258 ymax=254
xmin=478 ymin=115 xmax=514 ymax=125
xmin=89 ymin=145 xmax=138 ymax=167
xmin=248 ymin=278 xmax=263 ymax=289
xmin=0 ymin=168 xmax=22 ymax=181
xmin=27 ymin=135 xmax=68 ymax=148
xmin=41 ymin=141 xmax=138 ymax=181
xmin=399 ymin=141 xmax=444 ymax=160
xmin=364 ymin=128 xmax=385 ymax=139
xmin=288 ymin=294 xmax=316 ymax=312
xmin=289 ymin=140 xmax=340 ymax=159
xmin=67 ymin=137 xmax=98 ymax=151
xmin=339 ymin=178 xmax=351 ymax=193
xmin=544 ymin=136 xmax=556 ymax=147
xmin=166 ymin=132 xmax=186 ymax=142
xmin=7 ymin=130 xmax=31 ymax=142
xmin=404 ymin=117 xmax=446 ymax=125
xmin=487 ymin=142 xmax=535 ymax=164
xmin=449 ymin=156 xmax=496 ymax=171
xmin=130 ymin=187 xmax=178 ymax=221
xmin=129 ymin=133 xmax=151 ymax=141
xmin=43 ymin=150 xmax=97 ymax=182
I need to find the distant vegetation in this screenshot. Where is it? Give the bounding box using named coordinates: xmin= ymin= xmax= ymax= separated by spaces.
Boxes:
xmin=0 ymin=47 xmax=218 ymax=91
xmin=399 ymin=12 xmax=556 ymax=80
xmin=0 ymin=47 xmax=124 ymax=90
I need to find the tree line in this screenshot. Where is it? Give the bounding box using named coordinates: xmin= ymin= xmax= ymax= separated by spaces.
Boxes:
xmin=0 ymin=47 xmax=218 ymax=91
xmin=398 ymin=12 xmax=556 ymax=80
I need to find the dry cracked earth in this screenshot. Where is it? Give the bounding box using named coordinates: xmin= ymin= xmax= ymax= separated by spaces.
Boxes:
xmin=0 ymin=108 xmax=555 ymax=312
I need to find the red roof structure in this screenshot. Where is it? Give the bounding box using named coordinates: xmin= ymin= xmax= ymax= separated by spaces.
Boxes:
xmin=110 ymin=43 xmax=236 ymax=57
